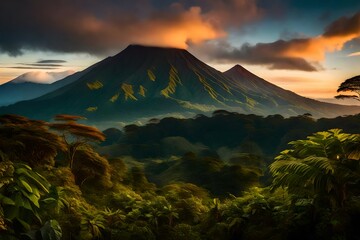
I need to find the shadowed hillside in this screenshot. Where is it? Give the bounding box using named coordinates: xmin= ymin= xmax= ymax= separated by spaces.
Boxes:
xmin=0 ymin=71 xmax=82 ymax=106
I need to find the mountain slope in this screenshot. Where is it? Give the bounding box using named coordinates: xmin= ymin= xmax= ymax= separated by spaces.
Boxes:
xmin=0 ymin=71 xmax=82 ymax=106
xmin=0 ymin=45 xmax=359 ymax=123
xmin=223 ymin=64 xmax=360 ymax=117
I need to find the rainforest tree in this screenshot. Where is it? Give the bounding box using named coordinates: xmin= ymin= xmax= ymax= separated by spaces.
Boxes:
xmin=335 ymin=75 xmax=360 ymax=101
xmin=270 ymin=129 xmax=360 ymax=209
xmin=0 ymin=115 xmax=65 ymax=167
xmin=50 ymin=115 xmax=105 ymax=169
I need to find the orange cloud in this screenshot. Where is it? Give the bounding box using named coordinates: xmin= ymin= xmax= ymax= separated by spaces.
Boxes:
xmin=1 ymin=0 xmax=261 ymax=56
xmin=76 ymin=6 xmax=225 ymax=50
xmin=130 ymin=7 xmax=226 ymax=48
xmin=200 ymin=11 xmax=360 ymax=71
xmin=282 ymin=12 xmax=360 ymax=61
xmin=283 ymin=34 xmax=360 ymax=61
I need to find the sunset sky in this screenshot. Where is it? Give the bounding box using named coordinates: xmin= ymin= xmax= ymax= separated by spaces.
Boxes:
xmin=0 ymin=0 xmax=359 ymax=101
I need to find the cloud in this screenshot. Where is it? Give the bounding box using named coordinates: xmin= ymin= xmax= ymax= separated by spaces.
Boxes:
xmin=3 ymin=59 xmax=67 ymax=69
xmin=323 ymin=12 xmax=360 ymax=37
xmin=199 ymin=0 xmax=262 ymax=28
xmin=348 ymin=52 xmax=360 ymax=57
xmin=19 ymin=63 xmax=64 ymax=67
xmin=7 ymin=67 xmax=58 ymax=70
xmin=11 ymin=70 xmax=75 ymax=84
xmin=344 ymin=37 xmax=360 ymax=48
xmin=193 ymin=11 xmax=360 ymax=71
xmin=191 ymin=40 xmax=319 ymax=71
xmin=37 ymin=60 xmax=67 ymax=63
xmin=0 ymin=0 xmax=261 ymax=56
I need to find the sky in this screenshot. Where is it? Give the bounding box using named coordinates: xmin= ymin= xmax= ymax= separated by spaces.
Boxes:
xmin=0 ymin=0 xmax=359 ymax=101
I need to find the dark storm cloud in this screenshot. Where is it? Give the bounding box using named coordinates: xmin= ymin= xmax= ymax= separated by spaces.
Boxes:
xmin=6 ymin=67 xmax=58 ymax=70
xmin=0 ymin=0 xmax=261 ymax=56
xmin=19 ymin=64 xmax=63 ymax=67
xmin=324 ymin=12 xmax=360 ymax=37
xmin=187 ymin=0 xmax=262 ymax=28
xmin=223 ymin=41 xmax=318 ymax=71
xmin=257 ymin=0 xmax=360 ymax=13
xmin=193 ymin=40 xmax=318 ymax=71
xmin=194 ymin=11 xmax=360 ymax=71
xmin=37 ymin=60 xmax=67 ymax=64
xmin=11 ymin=60 xmax=67 ymax=69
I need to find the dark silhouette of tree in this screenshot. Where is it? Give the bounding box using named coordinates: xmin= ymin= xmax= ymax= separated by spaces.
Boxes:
xmin=335 ymin=75 xmax=360 ymax=101
xmin=49 ymin=115 xmax=105 ymax=169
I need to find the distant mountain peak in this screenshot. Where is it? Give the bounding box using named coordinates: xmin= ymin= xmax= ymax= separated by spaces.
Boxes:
xmin=8 ymin=70 xmax=75 ymax=85
xmin=225 ymin=64 xmax=258 ymax=80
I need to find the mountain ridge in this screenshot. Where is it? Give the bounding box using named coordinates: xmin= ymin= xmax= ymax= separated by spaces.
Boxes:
xmin=223 ymin=64 xmax=360 ymax=116
xmin=0 ymin=44 xmax=359 ymax=123
xmin=0 ymin=71 xmax=82 ymax=106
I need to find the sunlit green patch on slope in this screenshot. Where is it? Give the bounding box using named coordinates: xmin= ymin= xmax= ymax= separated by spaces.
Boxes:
xmin=200 ymin=67 xmax=232 ymax=94
xmin=193 ymin=70 xmax=227 ymax=105
xmin=139 ymin=85 xmax=147 ymax=97
xmin=109 ymin=93 xmax=120 ymax=103
xmin=246 ymin=96 xmax=257 ymax=108
xmin=87 ymin=80 xmax=103 ymax=90
xmin=147 ymin=69 xmax=156 ymax=81
xmin=121 ymin=83 xmax=137 ymax=101
xmin=161 ymin=66 xmax=182 ymax=98
xmin=86 ymin=106 xmax=98 ymax=112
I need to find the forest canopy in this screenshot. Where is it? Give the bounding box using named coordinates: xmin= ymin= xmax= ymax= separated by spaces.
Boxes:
xmin=1 ymin=113 xmax=360 ymax=239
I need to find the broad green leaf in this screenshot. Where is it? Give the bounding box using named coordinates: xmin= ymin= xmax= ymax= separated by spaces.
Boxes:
xmin=16 ymin=217 xmax=31 ymax=231
xmin=40 ymin=220 xmax=62 ymax=240
xmin=0 ymin=195 xmax=15 ymax=205
xmin=19 ymin=179 xmax=33 ymax=193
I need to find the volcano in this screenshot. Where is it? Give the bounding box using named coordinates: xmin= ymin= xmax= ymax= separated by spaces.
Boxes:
xmin=1 ymin=45 xmax=359 ymax=123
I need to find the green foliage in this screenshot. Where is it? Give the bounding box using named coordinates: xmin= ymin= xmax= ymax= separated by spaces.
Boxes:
xmin=50 ymin=114 xmax=105 ymax=169
xmin=129 ymin=166 xmax=155 ymax=192
xmin=0 ymin=159 xmax=14 ymax=189
xmin=42 ymin=186 xmax=68 ymax=215
xmin=170 ymin=224 xmax=201 ymax=240
xmin=100 ymin=207 xmax=125 ymax=229
xmin=22 ymin=219 xmax=62 ymax=240
xmin=72 ymin=146 xmax=112 ymax=189
xmin=42 ymin=167 xmax=82 ymax=199
xmin=79 ymin=206 xmax=106 ymax=240
xmin=270 ymin=129 xmax=360 ymax=208
xmin=39 ymin=220 xmax=62 ymax=240
xmin=2 ymin=114 xmax=360 ymax=239
xmin=0 ymin=115 xmax=65 ymax=167
xmin=150 ymin=152 xmax=262 ymax=197
xmin=0 ymin=161 xmax=51 ymax=235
